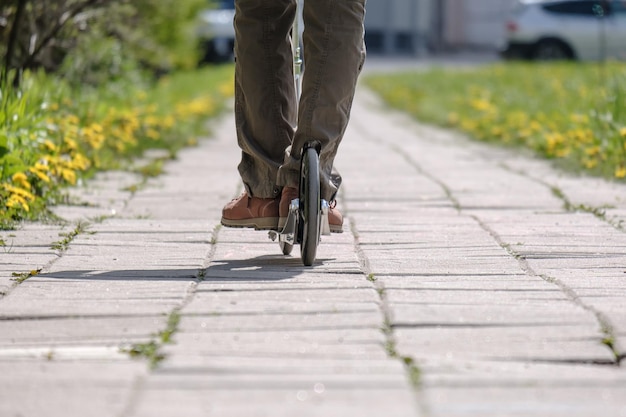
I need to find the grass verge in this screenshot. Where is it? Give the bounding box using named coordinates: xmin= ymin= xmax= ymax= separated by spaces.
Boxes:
xmin=365 ymin=62 xmax=626 ymax=180
xmin=1 ymin=65 xmax=234 ymax=229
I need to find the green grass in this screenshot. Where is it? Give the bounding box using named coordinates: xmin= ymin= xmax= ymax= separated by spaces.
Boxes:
xmin=365 ymin=62 xmax=626 ymax=180
xmin=1 ymin=65 xmax=234 ymax=228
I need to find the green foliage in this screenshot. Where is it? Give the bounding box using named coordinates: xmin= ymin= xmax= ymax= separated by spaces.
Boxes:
xmin=1 ymin=0 xmax=207 ymax=88
xmin=0 ymin=64 xmax=234 ymax=228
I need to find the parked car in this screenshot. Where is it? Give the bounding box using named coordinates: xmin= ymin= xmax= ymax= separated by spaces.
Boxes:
xmin=197 ymin=0 xmax=235 ymax=63
xmin=500 ymin=0 xmax=626 ymax=60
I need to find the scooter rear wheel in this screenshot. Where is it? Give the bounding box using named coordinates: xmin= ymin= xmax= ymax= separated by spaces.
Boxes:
xmin=299 ymin=146 xmax=321 ymax=266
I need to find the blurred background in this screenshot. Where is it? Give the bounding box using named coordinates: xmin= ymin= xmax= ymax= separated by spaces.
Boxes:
xmin=197 ymin=0 xmax=626 ymax=63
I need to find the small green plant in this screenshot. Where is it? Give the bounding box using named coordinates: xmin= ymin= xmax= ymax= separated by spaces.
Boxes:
xmin=122 ymin=310 xmax=181 ymax=369
xmin=11 ymin=268 xmax=42 ymax=283
xmin=550 ymin=185 xmax=622 ymax=230
xmin=51 ymin=220 xmax=92 ymax=251
xmin=402 ymin=356 xmax=422 ymax=388
xmin=124 ymin=341 xmax=164 ymax=369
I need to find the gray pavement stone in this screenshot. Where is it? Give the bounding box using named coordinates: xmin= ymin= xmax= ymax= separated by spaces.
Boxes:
xmin=128 ymin=386 xmax=419 ymax=417
xmin=0 ymin=360 xmax=145 ymax=417
xmin=3 ymin=85 xmax=626 ymax=416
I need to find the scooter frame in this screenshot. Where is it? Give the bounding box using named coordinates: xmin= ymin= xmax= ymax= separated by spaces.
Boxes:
xmin=268 ymin=0 xmax=330 ymax=266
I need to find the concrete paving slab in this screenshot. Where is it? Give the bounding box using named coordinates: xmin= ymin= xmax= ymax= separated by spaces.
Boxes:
xmin=128 ymin=386 xmax=419 ymax=417
xmin=394 ymin=325 xmax=614 ymax=363
xmin=177 ymin=311 xmax=382 ymax=333
xmin=422 ymin=386 xmax=626 ymax=417
xmin=165 ymin=329 xmax=388 ymax=360
xmin=0 ymin=360 xmax=145 ymax=417
xmin=0 ymin=315 xmax=162 ymax=347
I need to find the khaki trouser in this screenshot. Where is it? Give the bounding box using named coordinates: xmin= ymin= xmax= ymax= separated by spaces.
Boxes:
xmin=234 ymin=0 xmax=366 ymax=201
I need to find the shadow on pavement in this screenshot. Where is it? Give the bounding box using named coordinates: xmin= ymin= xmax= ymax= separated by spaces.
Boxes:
xmin=36 ymin=254 xmax=335 ymax=282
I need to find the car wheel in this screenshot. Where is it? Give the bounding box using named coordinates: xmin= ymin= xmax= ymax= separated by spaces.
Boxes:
xmin=533 ymin=39 xmax=573 ymax=61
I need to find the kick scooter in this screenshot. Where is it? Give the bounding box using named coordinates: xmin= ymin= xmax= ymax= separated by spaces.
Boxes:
xmin=268 ymin=0 xmax=331 ymax=266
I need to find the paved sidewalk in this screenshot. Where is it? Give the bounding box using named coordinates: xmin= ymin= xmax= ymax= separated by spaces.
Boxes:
xmin=1 ymin=87 xmax=626 ymax=417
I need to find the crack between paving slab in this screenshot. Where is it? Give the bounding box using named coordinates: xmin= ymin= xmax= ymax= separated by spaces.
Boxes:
xmin=500 ymin=162 xmax=625 ymax=232
xmin=1 ymin=213 xmax=115 ymax=301
xmin=473 ymin=215 xmax=624 ymax=367
xmin=345 ymin=212 xmax=428 ymax=416
xmin=121 ymin=223 xmax=222 ymax=366
xmin=371 ymin=130 xmax=624 ymax=367
xmin=118 ymin=223 xmax=222 ymax=416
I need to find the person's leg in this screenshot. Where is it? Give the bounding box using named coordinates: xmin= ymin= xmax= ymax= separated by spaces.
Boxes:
xmin=276 ymin=0 xmax=366 ymax=202
xmin=222 ymin=0 xmax=297 ymax=230
xmin=234 ymin=0 xmax=297 ymax=199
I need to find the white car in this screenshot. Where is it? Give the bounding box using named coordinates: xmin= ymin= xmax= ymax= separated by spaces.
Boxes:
xmin=197 ymin=0 xmax=235 ymax=62
xmin=501 ymin=0 xmax=626 ymax=60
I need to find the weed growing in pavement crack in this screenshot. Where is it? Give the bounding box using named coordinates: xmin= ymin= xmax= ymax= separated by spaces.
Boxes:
xmin=197 ymin=268 xmax=207 ymax=280
xmin=123 ymin=156 xmax=173 ymax=196
xmin=402 ymin=356 xmax=422 ymax=387
xmin=122 ymin=310 xmax=181 ymax=369
xmin=1 ymin=238 xmax=13 ymax=253
xmin=51 ymin=221 xmax=94 ymax=251
xmin=552 ymin=185 xmax=613 ymax=219
xmin=373 ymin=275 xmax=422 ymax=388
xmin=351 ymin=219 xmax=424 ymax=390
xmin=500 ymin=164 xmax=624 ymax=231
xmin=11 ymin=268 xmax=42 ymax=284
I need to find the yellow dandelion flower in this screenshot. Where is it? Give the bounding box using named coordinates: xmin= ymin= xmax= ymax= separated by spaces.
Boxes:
xmin=90 ymin=123 xmax=104 ymax=133
xmin=146 ymin=129 xmax=160 ymax=140
xmin=585 ymin=146 xmax=601 ymax=156
xmin=570 ymin=113 xmax=589 ymax=124
xmin=619 ymin=127 xmax=626 ymax=138
xmin=65 ymin=114 xmax=80 ymax=125
xmin=43 ymin=140 xmax=57 ymax=152
xmin=64 ymin=137 xmax=78 ymax=151
xmin=11 ymin=172 xmax=31 ymax=190
xmin=2 ymin=184 xmax=35 ymax=201
xmin=491 ymin=126 xmax=504 ymax=137
xmin=583 ymin=158 xmax=598 ymax=169
xmin=29 ymin=167 xmax=51 ymax=183
xmin=529 ymin=121 xmax=543 ymax=132
xmin=470 ymin=98 xmax=494 ymax=112
xmin=615 ymin=166 xmax=626 ymax=179
xmin=70 ymin=153 xmax=90 ymax=171
xmin=34 ymin=161 xmax=49 ymax=171
xmin=6 ymin=194 xmax=30 ymax=212
xmin=60 ymin=168 xmax=77 ymax=185
xmin=143 ymin=115 xmax=159 ymax=127
xmin=161 ymin=115 xmax=175 ymax=129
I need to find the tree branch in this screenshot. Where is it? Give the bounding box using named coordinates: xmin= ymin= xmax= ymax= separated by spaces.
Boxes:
xmin=20 ymin=0 xmax=108 ymax=71
xmin=2 ymin=0 xmax=27 ymax=87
